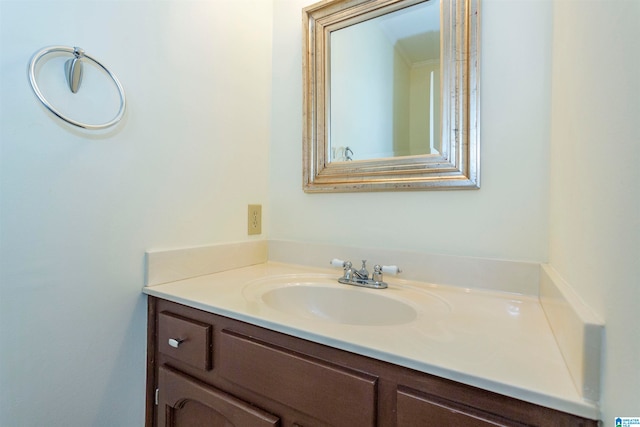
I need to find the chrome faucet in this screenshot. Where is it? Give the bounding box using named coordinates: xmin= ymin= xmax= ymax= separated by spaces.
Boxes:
xmin=330 ymin=259 xmax=401 ymax=289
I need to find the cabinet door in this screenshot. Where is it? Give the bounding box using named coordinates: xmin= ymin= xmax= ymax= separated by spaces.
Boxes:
xmin=397 ymin=387 xmax=517 ymax=427
xmin=157 ymin=366 xmax=280 ymax=427
xmin=219 ymin=329 xmax=377 ymax=427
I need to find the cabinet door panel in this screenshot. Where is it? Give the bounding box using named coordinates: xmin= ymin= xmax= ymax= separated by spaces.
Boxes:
xmin=219 ymin=329 xmax=377 ymax=427
xmin=158 ymin=366 xmax=279 ymax=427
xmin=397 ymin=387 xmax=517 ymax=427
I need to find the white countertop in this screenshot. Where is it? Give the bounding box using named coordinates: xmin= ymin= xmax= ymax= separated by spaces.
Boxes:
xmin=142 ymin=261 xmax=599 ymax=420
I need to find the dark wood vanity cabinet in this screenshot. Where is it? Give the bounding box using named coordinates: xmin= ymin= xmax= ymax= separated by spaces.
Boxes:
xmin=146 ymin=297 xmax=598 ymax=427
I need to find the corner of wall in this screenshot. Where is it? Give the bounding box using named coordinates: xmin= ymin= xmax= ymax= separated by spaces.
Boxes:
xmin=539 ymin=264 xmax=604 ymax=402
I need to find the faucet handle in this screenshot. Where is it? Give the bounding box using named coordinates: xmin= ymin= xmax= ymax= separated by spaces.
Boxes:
xmin=372 ymin=264 xmax=399 ymax=286
xmin=381 ymin=265 xmax=401 ymax=275
xmin=330 ymin=258 xmax=346 ymax=268
xmin=330 ymin=258 xmax=353 ymax=271
xmin=372 ymin=264 xmax=383 ymax=283
xmin=331 ymin=259 xmax=353 ymax=281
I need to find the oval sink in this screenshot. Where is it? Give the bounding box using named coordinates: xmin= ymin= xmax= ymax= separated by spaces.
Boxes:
xmin=261 ymin=285 xmax=418 ymax=326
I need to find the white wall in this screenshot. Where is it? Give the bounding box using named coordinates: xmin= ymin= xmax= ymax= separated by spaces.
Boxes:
xmin=331 ymin=20 xmax=408 ymax=160
xmin=270 ymin=0 xmax=552 ymax=261
xmin=549 ymin=0 xmax=640 ymax=421
xmin=0 ymin=1 xmax=272 ymax=425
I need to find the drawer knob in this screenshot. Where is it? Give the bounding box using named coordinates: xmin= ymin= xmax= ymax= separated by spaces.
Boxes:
xmin=168 ymin=338 xmax=184 ymax=348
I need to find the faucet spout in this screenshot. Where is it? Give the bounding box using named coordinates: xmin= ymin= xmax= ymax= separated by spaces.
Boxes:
xmin=356 ymin=260 xmax=369 ymax=280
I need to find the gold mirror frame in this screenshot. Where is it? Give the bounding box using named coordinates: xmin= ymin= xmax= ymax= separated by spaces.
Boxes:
xmin=303 ymin=0 xmax=479 ymax=192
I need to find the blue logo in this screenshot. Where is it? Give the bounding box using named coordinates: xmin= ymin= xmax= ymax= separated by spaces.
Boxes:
xmin=617 ymin=418 xmax=640 ymax=427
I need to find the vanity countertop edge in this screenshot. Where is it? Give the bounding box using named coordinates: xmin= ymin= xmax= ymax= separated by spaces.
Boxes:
xmin=142 ymin=261 xmax=600 ymax=421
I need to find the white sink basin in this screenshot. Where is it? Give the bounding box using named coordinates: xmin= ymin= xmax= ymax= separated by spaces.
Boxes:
xmin=243 ymin=274 xmax=451 ymax=326
xmin=262 ymin=285 xmax=417 ymax=326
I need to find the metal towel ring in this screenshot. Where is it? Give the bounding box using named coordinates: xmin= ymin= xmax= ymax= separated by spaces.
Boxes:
xmin=28 ymin=46 xmax=126 ymax=130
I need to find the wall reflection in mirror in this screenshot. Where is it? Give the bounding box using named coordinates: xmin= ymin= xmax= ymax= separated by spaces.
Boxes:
xmin=329 ymin=1 xmax=441 ymax=162
xmin=303 ymin=0 xmax=479 ymax=192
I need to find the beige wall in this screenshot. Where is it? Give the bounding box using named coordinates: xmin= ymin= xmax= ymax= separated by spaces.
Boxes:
xmin=409 ymin=62 xmax=440 ymax=155
xmin=549 ymin=0 xmax=640 ymax=420
xmin=271 ymin=0 xmax=640 ymax=419
xmin=270 ymin=0 xmax=552 ymax=261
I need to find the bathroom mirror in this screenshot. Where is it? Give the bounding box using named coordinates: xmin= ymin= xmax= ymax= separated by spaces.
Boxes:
xmin=303 ymin=0 xmax=479 ymax=192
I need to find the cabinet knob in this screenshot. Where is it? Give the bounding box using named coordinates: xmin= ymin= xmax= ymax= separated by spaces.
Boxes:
xmin=168 ymin=338 xmax=184 ymax=348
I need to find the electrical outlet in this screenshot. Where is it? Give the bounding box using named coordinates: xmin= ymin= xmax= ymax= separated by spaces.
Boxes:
xmin=247 ymin=204 xmax=262 ymax=235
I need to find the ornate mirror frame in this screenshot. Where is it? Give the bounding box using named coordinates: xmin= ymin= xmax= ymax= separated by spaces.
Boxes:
xmin=303 ymin=0 xmax=480 ymax=192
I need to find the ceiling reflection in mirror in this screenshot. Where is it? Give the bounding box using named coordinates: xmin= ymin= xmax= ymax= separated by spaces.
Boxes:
xmin=329 ymin=1 xmax=441 ymax=162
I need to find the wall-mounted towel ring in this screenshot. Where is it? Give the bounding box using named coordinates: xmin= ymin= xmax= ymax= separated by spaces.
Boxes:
xmin=28 ymin=45 xmax=126 ymax=130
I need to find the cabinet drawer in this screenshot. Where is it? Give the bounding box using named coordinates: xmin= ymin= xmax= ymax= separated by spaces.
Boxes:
xmin=158 ymin=311 xmax=212 ymax=371
xmin=219 ymin=329 xmax=377 ymax=427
